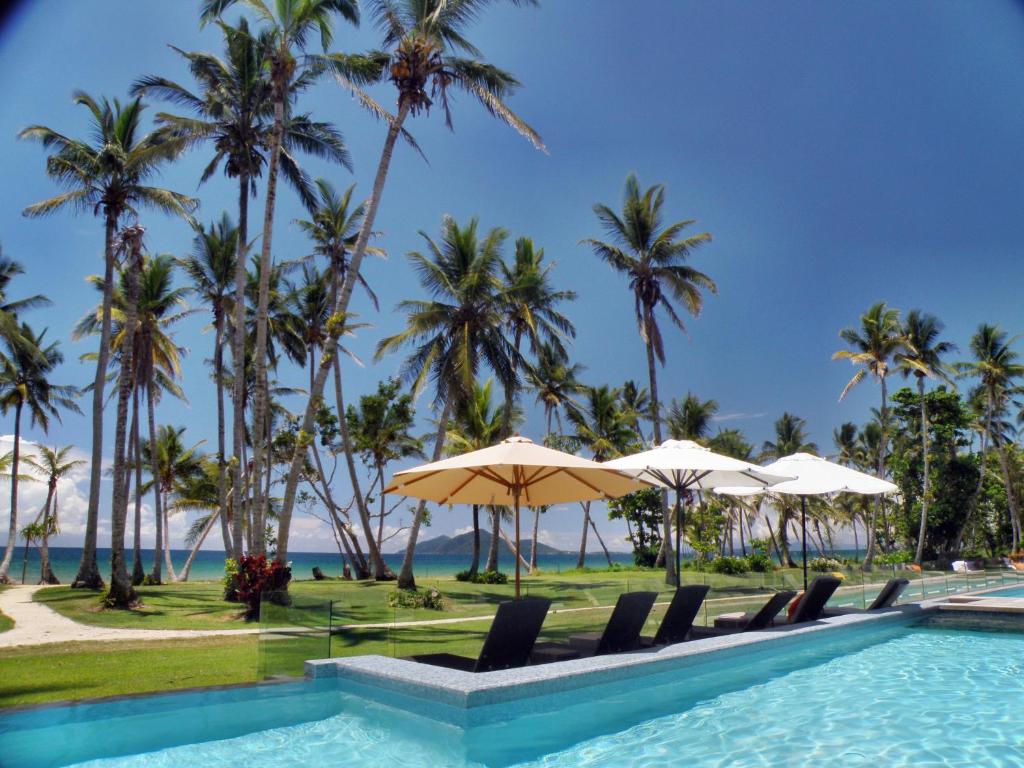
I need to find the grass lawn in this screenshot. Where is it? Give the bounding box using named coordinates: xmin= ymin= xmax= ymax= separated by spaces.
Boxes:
xmin=0 ymin=585 xmax=11 ymax=634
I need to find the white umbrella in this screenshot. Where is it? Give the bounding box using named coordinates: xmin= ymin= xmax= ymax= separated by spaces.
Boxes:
xmin=384 ymin=435 xmax=649 ymax=597
xmin=716 ymin=452 xmax=899 ymax=589
xmin=604 ymin=440 xmax=792 ymax=584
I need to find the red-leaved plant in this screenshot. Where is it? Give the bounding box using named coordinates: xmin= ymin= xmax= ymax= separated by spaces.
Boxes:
xmin=233 ymin=554 xmax=291 ymax=620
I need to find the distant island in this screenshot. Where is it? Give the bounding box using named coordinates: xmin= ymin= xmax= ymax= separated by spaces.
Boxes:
xmin=400 ymin=529 xmax=569 ymax=557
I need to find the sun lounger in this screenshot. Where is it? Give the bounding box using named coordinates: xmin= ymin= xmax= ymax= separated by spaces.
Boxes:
xmin=640 ymin=584 xmax=710 ymax=646
xmin=822 ymin=577 xmax=910 ymax=616
xmin=531 ymin=591 xmax=658 ymax=661
xmin=408 ymin=597 xmax=551 ymax=672
xmin=689 ymin=590 xmax=797 ymax=637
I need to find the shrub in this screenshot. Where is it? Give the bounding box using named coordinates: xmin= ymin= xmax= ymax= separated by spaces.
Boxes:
xmin=808 ymin=556 xmax=844 ymax=573
xmin=223 ymin=558 xmax=239 ymax=601
xmin=454 ymin=569 xmax=509 ymax=584
xmin=710 ymin=556 xmax=749 ymax=575
xmin=876 ymin=550 xmax=913 ymax=566
xmin=233 ymin=554 xmax=291 ymax=620
xmin=746 ymin=552 xmax=774 ymax=572
xmin=388 ymin=586 xmax=448 ymax=611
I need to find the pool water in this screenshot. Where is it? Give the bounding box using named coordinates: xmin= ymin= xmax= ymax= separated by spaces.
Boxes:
xmin=991 ymin=585 xmax=1024 ymax=598
xmin=3 ymin=616 xmax=1023 ymax=767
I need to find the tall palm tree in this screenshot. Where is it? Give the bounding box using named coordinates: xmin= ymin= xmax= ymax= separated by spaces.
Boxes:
xmin=277 ymin=0 xmax=545 ymax=558
xmin=199 ymin=0 xmax=362 ymax=555
xmin=20 ymin=93 xmax=196 ymax=588
xmin=582 ymin=173 xmax=714 ymax=581
xmin=618 ymin=380 xmax=650 ymax=444
xmin=761 ymin=412 xmax=817 ymax=567
xmin=527 ymin=342 xmax=585 ymax=435
xmin=833 ymin=301 xmax=902 ymax=569
xmin=567 ymin=384 xmax=635 ymax=568
xmin=179 ymin=214 xmax=238 ymax=557
xmin=23 ymin=446 xmax=84 ymax=584
xmin=446 ymin=379 xmax=510 ymax=576
xmin=0 ymin=326 xmax=80 ymax=584
xmin=376 ymin=216 xmax=515 ymax=589
xmin=896 ymin=310 xmax=956 ymax=564
xmin=666 ymin=393 xmax=719 ymax=442
xmin=294 ymin=178 xmax=389 ymax=577
xmin=134 ymin=18 xmax=343 ymax=561
xmin=0 ymin=252 xmax=50 ymax=350
xmin=499 ymin=237 xmax=576 ymax=435
xmin=955 ymin=325 xmax=1024 ymax=551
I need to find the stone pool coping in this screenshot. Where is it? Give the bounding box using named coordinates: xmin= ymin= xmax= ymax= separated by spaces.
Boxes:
xmin=306 ymin=601 xmax=935 ymax=709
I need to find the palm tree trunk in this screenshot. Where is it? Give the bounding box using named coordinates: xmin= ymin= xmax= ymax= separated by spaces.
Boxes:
xmin=529 ymin=507 xmax=541 ymax=574
xmin=107 ymin=230 xmax=141 ymax=608
xmin=163 ymin=496 xmax=177 ymax=581
xmin=131 ymin=391 xmax=145 ymax=586
xmin=277 ymin=100 xmax=414 ymax=567
xmin=0 ymin=402 xmax=23 ymax=584
xmin=178 ymin=510 xmax=219 ymax=582
xmin=214 ymin=308 xmax=232 ymax=557
xmin=863 ymin=375 xmax=889 ymax=571
xmin=230 ymin=173 xmax=249 ymax=562
xmin=397 ymin=398 xmax=452 ymax=590
xmin=73 ymin=212 xmax=118 ymax=589
xmin=956 ymin=398 xmax=994 ymax=552
xmin=501 ymin=329 xmax=523 ymax=438
xmin=590 ymin=517 xmax=614 ymax=566
xmin=576 ymin=501 xmax=590 ymax=569
xmin=914 ymin=376 xmax=930 ymax=564
xmin=643 ymin=307 xmax=674 ymax=586
xmin=497 ymin=525 xmax=530 ymax=573
xmin=38 ymin=481 xmax=58 ymax=584
xmin=485 ymin=506 xmax=500 ymax=572
xmin=147 ymin=386 xmax=164 ymax=584
xmin=469 ymin=504 xmax=481 ymax=577
xmin=996 ymin=443 xmax=1021 ymax=551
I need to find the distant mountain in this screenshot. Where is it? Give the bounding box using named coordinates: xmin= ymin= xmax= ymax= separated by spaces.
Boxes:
xmin=412 ymin=529 xmax=567 ymax=557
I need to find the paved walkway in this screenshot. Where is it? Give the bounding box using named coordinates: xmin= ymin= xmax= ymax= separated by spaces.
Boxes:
xmin=0 ymin=585 xmax=260 ymax=649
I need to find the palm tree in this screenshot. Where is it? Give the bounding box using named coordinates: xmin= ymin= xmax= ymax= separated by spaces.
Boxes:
xmin=294 ymin=178 xmax=389 ymax=577
xmin=199 ymin=1 xmax=362 ymax=557
xmin=499 ymin=237 xmax=576 ymax=434
xmin=0 ymin=252 xmax=50 ymax=350
xmin=446 ymin=379 xmax=510 ymax=576
xmin=526 ymin=342 xmax=585 ymax=434
xmin=582 ymin=173 xmax=714 ymax=581
xmin=0 ymin=326 xmax=80 ymax=584
xmin=24 ymin=446 xmax=85 ymax=584
xmin=376 ymin=216 xmax=515 ymax=589
xmin=955 ymin=325 xmax=1024 ymax=551
xmin=896 ymin=310 xmax=956 ymax=563
xmin=567 ymin=385 xmax=635 ymax=568
xmin=618 ymin=380 xmax=650 ymax=444
xmin=179 ymin=214 xmax=238 ymax=557
xmin=761 ymin=412 xmax=817 ymax=567
xmin=833 ymin=301 xmax=902 ymax=569
xmin=666 ymin=393 xmax=719 ymax=442
xmin=20 ymin=93 xmax=196 ymax=588
xmin=276 ymin=0 xmax=546 ymax=560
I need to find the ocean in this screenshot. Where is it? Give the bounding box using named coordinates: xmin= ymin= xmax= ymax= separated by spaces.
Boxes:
xmin=4 ymin=545 xmax=638 ymax=584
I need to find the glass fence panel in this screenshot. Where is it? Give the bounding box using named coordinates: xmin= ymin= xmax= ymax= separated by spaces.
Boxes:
xmin=257 ymin=591 xmax=332 ymax=679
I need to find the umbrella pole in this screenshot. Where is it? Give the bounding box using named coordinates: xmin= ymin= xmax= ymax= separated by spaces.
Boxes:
xmin=514 ymin=489 xmax=521 ymax=600
xmin=674 ymin=487 xmax=682 ymax=588
xmin=801 ymin=495 xmax=808 ymax=592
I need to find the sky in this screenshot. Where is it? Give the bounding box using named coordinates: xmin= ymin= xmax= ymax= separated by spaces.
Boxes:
xmin=0 ymin=0 xmax=1023 ymax=556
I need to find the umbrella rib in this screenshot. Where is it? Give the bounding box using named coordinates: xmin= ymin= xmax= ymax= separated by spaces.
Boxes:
xmin=561 ymin=468 xmax=607 ymax=498
xmin=441 ymin=471 xmax=484 ymax=505
xmin=383 ymin=468 xmax=443 ymax=494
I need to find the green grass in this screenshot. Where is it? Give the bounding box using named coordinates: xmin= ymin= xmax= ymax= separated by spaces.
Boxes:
xmin=0 ymin=585 xmax=11 ymax=634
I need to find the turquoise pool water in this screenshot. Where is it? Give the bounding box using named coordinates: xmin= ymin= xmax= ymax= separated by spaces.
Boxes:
xmin=3 ymin=615 xmax=1023 ymax=767
xmin=992 ymin=585 xmax=1024 ymax=598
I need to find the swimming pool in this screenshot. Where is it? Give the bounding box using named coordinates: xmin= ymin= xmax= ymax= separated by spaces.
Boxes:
xmin=991 ymin=585 xmax=1024 ymax=598
xmin=2 ymin=613 xmax=1022 ymax=767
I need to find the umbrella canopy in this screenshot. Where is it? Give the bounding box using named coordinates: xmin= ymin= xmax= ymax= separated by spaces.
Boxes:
xmin=384 ymin=435 xmax=648 ymax=597
xmin=604 ymin=440 xmax=793 ymax=585
xmin=715 ymin=453 xmax=898 ymax=590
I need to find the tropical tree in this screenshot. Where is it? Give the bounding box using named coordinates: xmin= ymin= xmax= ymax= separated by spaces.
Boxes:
xmin=618 ymin=380 xmax=649 ymax=443
xmin=896 ymin=310 xmax=956 ymax=563
xmin=833 ymin=301 xmax=903 ymax=569
xmin=179 ymin=214 xmax=238 ymax=556
xmin=666 ymin=393 xmax=719 ymax=442
xmin=20 ymin=92 xmax=196 ymax=587
xmin=567 ymin=384 xmax=635 ymax=567
xmin=23 ymin=446 xmax=85 ymax=584
xmin=134 ymin=17 xmax=345 ymax=561
xmin=583 ymin=173 xmax=714 ymax=582
xmin=527 ymin=342 xmax=584 ymax=434
xmin=0 ymin=326 xmax=79 ymax=584
xmin=276 ymin=0 xmax=545 ymax=568
xmin=955 ymin=325 xmax=1024 ymax=550
xmin=760 ymin=412 xmax=817 ymax=567
xmin=0 ymin=253 xmax=50 ymax=350
xmin=376 ymin=216 xmax=515 ymax=589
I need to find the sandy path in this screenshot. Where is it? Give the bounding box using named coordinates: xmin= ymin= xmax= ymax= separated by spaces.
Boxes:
xmin=0 ymin=585 xmax=259 ymax=649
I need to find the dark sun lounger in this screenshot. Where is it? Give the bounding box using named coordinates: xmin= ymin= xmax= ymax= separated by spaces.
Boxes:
xmin=690 ymin=589 xmax=797 ymax=637
xmin=531 ymin=591 xmax=658 ymax=661
xmin=641 ymin=584 xmax=710 ymax=646
xmin=710 ymin=576 xmax=841 ymax=630
xmin=823 ymin=577 xmax=910 ymax=616
xmin=408 ymin=597 xmax=551 ymax=672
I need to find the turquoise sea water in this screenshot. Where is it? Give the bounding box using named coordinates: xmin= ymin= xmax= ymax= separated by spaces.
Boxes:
xmin=3 ymin=614 xmax=1023 ymax=767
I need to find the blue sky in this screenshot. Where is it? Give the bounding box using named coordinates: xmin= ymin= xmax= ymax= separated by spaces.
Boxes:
xmin=1 ymin=1 xmax=1023 ymax=554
